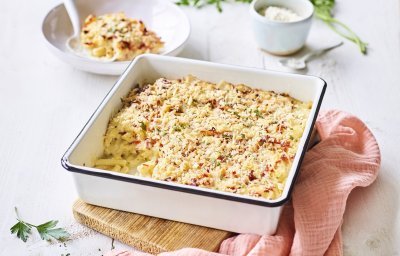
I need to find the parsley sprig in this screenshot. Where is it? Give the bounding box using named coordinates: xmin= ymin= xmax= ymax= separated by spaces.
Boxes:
xmin=175 ymin=0 xmax=367 ymax=54
xmin=10 ymin=207 xmax=70 ymax=243
xmin=311 ymin=0 xmax=367 ymax=54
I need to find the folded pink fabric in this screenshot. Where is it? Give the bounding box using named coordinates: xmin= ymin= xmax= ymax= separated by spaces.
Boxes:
xmin=106 ymin=110 xmax=381 ymax=256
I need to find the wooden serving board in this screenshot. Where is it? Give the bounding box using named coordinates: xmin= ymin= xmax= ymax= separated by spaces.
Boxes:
xmin=73 ymin=200 xmax=235 ymax=254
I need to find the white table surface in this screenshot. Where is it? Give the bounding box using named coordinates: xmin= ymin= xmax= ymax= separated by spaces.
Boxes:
xmin=0 ymin=0 xmax=399 ymax=255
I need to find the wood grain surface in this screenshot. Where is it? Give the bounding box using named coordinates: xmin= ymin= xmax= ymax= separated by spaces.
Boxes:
xmin=73 ymin=200 xmax=234 ymax=254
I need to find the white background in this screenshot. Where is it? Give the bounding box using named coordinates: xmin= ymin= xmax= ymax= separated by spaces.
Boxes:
xmin=0 ymin=0 xmax=399 ymax=255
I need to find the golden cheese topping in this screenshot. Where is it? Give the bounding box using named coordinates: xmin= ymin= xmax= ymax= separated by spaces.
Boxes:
xmin=80 ymin=13 xmax=164 ymax=61
xmin=95 ymin=76 xmax=312 ymax=200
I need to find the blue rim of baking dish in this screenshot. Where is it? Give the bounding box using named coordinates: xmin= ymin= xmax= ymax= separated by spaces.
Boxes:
xmin=61 ymin=56 xmax=327 ymax=208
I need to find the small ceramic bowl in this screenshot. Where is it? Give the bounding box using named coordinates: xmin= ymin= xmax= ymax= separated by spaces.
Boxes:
xmin=250 ymin=0 xmax=314 ymax=55
xmin=42 ymin=0 xmax=190 ymax=75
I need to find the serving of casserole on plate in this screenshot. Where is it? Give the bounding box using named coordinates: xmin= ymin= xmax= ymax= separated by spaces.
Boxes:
xmin=62 ymin=54 xmax=326 ymax=235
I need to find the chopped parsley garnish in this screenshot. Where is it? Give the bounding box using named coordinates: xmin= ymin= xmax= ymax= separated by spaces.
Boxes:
xmin=139 ymin=121 xmax=147 ymax=131
xmin=254 ymin=109 xmax=262 ymax=118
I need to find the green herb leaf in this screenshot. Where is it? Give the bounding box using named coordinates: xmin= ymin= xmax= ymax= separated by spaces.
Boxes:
xmin=10 ymin=221 xmax=31 ymax=242
xmin=36 ymin=220 xmax=69 ymax=241
xmin=173 ymin=125 xmax=182 ymax=132
xmin=38 ymin=227 xmax=70 ymax=241
xmin=10 ymin=207 xmax=69 ymax=243
xmin=139 ymin=121 xmax=147 ymax=131
xmin=254 ymin=109 xmax=262 ymax=118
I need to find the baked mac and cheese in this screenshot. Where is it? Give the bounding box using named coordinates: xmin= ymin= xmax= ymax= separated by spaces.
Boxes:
xmin=95 ymin=76 xmax=312 ymax=200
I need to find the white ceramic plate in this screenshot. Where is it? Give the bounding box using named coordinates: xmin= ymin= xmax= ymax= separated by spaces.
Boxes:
xmin=41 ymin=0 xmax=190 ymax=75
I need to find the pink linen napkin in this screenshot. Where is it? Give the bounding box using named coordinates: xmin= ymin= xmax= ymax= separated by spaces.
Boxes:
xmin=106 ymin=110 xmax=381 ymax=256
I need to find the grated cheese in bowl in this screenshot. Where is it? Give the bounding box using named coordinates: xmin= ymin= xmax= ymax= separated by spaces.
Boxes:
xmin=262 ymin=6 xmax=302 ymax=22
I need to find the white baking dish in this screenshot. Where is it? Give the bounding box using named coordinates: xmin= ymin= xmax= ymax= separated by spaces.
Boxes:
xmin=62 ymin=54 xmax=326 ymax=235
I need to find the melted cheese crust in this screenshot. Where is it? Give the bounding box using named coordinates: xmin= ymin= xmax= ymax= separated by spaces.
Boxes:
xmin=80 ymin=13 xmax=163 ymax=61
xmin=95 ymin=76 xmax=312 ymax=200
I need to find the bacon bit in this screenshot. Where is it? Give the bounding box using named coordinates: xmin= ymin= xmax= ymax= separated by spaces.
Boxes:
xmin=258 ymin=137 xmax=266 ymax=146
xmin=199 ymin=163 xmax=204 ymax=167
xmin=276 ymin=123 xmax=287 ymax=133
xmin=265 ymin=164 xmax=273 ymax=173
xmin=201 ymin=179 xmax=212 ymax=186
xmin=175 ymin=106 xmax=184 ymax=114
xmin=207 ymin=99 xmax=218 ymax=108
xmin=217 ymin=155 xmax=225 ymax=161
xmin=164 ymin=177 xmax=177 ymax=182
xmin=84 ymin=42 xmax=94 ymax=46
xmin=281 ymin=140 xmax=290 ymax=148
xmin=189 ymin=178 xmax=198 ymax=186
xmin=227 ymin=186 xmax=238 ymax=193
xmin=177 ymin=79 xmax=182 ymax=83
xmin=200 ymin=127 xmax=220 ymax=136
xmin=130 ymin=140 xmax=141 ymax=144
xmin=144 ymin=138 xmax=158 ymax=149
xmin=83 ymin=30 xmax=89 ymax=34
xmin=84 ymin=15 xmax=96 ymax=26
xmin=264 ymin=187 xmax=274 ymax=192
xmin=281 ymin=153 xmax=289 ymax=162
xmin=119 ymin=41 xmax=130 ymax=49
xmin=260 ymin=135 xmax=281 ymax=145
xmin=248 ymin=170 xmax=256 ymax=181
xmin=138 ymin=42 xmax=146 ymax=49
xmin=201 ymin=173 xmax=210 ymax=178
xmin=118 ymin=131 xmax=127 ymax=135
